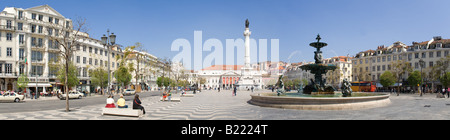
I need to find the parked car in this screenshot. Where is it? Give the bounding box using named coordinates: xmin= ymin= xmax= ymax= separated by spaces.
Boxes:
xmin=60 ymin=91 xmax=83 ymax=100
xmin=124 ymin=89 xmax=136 ymax=96
xmin=0 ymin=92 xmax=24 ymax=103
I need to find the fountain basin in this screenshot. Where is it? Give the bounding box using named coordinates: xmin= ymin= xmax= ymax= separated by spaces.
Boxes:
xmin=249 ymin=92 xmax=390 ymax=110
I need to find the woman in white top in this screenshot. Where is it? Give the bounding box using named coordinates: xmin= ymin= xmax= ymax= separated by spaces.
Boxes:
xmin=105 ymin=95 xmax=116 ymax=108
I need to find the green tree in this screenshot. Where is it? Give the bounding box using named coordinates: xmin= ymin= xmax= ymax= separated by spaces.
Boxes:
xmin=156 ymin=77 xmax=171 ymax=87
xmin=440 ymin=72 xmax=450 ymax=88
xmin=114 ymin=66 xmax=132 ymax=92
xmin=407 ymin=71 xmax=422 ymax=87
xmin=380 ymin=71 xmax=396 ymax=88
xmin=57 ymin=62 xmax=80 ymax=89
xmin=16 ymin=74 xmax=29 ymax=94
xmin=391 ymin=60 xmax=412 ymax=95
xmin=89 ymin=67 xmax=108 ymax=94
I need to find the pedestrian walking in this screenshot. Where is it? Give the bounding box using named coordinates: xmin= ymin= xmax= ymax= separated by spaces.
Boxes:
xmin=233 ymin=86 xmax=237 ymax=96
xmin=133 ymin=94 xmax=146 ymax=114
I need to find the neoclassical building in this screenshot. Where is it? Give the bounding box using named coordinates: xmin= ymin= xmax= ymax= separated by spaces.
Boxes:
xmin=197 ymin=65 xmax=263 ymax=90
xmin=352 ymin=36 xmax=450 ymax=89
xmin=0 ymin=5 xmax=125 ymax=93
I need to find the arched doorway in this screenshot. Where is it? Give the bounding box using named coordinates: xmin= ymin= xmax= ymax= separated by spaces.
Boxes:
xmin=7 ymin=82 xmax=13 ymax=91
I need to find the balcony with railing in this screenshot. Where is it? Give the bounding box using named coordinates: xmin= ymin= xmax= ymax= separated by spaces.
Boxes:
xmin=0 ymin=25 xmax=15 ymax=31
xmin=0 ymin=71 xmax=19 ymax=78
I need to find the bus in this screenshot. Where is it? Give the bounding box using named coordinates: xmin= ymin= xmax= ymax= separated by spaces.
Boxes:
xmin=351 ymin=81 xmax=376 ymax=92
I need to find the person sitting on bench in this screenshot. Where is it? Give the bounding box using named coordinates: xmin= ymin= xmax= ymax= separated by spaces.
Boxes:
xmin=117 ymin=95 xmax=128 ymax=108
xmin=105 ymin=95 xmax=116 ymax=108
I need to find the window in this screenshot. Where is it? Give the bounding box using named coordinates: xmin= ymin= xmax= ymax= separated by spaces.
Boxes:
xmin=429 ymin=51 xmax=434 ymax=58
xmin=6 ymin=33 xmax=12 ymax=41
xmin=6 ymin=47 xmax=12 ymax=57
xmin=0 ymin=64 xmax=2 ymax=73
xmin=66 ymin=21 xmax=70 ymax=28
xmin=83 ymin=57 xmax=86 ymax=64
xmin=31 ymin=37 xmax=36 ymax=46
xmin=19 ymin=48 xmax=24 ymax=60
xmin=95 ymin=48 xmax=98 ymax=54
xmin=31 ymin=65 xmax=43 ymax=76
xmin=415 ymin=53 xmax=419 ymax=59
xmin=83 ymin=68 xmax=87 ymax=77
xmin=89 ymin=47 xmax=92 ymax=53
xmin=17 ymin=22 xmax=23 ymax=30
xmin=5 ymin=64 xmax=12 ymax=74
xmin=437 ymin=51 xmax=442 ymax=57
xmin=38 ymin=15 xmax=43 ymax=21
xmin=31 ymin=51 xmax=43 ymax=61
xmin=77 ymin=56 xmax=80 ymax=63
xmin=48 ymin=28 xmax=53 ymax=36
xmin=48 ymin=40 xmax=53 ymax=49
xmin=89 ymin=58 xmax=92 ymax=65
xmin=95 ymin=59 xmax=98 ymax=65
xmin=32 ymin=13 xmax=36 ymax=20
xmin=430 ymin=62 xmax=434 ymax=67
xmin=19 ymin=64 xmax=24 ymax=75
xmin=387 ymin=55 xmax=391 ymax=61
xmin=38 ymin=26 xmax=43 ymax=33
xmin=18 ymin=11 xmax=23 ymax=19
xmin=48 ymin=53 xmax=58 ymax=62
xmin=83 ymin=45 xmax=87 ymax=52
xmin=38 ymin=38 xmax=43 ymax=47
xmin=422 ymin=52 xmax=426 ymax=58
xmin=6 ymin=20 xmax=12 ymax=29
xmin=100 ymin=49 xmax=103 ymax=55
xmin=31 ymin=25 xmax=36 ymax=33
xmin=55 ymin=18 xmax=59 ymax=24
xmin=48 ymin=17 xmax=53 ymax=23
xmin=415 ymin=62 xmax=419 ymax=69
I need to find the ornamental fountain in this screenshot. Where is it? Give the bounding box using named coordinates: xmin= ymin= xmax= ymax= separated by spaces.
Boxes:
xmin=300 ymin=35 xmax=337 ymax=94
xmin=248 ymin=35 xmax=391 ymax=110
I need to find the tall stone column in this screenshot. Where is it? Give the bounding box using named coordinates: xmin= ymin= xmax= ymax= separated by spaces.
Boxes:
xmin=244 ymin=26 xmax=251 ymax=68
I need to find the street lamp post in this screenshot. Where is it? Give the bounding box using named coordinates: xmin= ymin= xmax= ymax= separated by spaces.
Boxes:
xmin=419 ymin=59 xmax=425 ymax=97
xmin=101 ymin=29 xmax=116 ymax=95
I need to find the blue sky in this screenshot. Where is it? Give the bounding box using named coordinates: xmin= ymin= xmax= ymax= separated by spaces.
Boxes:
xmin=2 ymin=0 xmax=450 ymax=69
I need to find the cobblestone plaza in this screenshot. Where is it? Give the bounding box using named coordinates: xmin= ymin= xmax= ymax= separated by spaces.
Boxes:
xmin=2 ymin=90 xmax=450 ymax=120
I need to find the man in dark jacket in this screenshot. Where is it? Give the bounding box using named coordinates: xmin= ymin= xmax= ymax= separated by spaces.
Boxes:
xmin=133 ymin=94 xmax=146 ymax=114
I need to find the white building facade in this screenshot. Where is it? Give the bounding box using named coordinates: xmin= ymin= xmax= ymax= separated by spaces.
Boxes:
xmin=0 ymin=5 xmax=127 ymax=94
